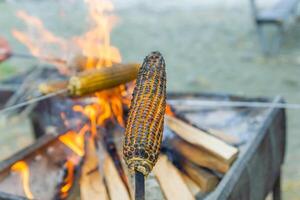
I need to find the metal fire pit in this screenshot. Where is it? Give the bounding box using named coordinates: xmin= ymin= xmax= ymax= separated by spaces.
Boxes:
xmin=167 ymin=92 xmax=286 ymax=200
xmin=0 ymin=75 xmax=286 ymax=200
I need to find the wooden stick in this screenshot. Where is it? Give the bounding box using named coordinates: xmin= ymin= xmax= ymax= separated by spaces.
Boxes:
xmin=169 ymin=136 xmax=230 ymax=173
xmin=103 ymin=154 xmax=131 ymax=200
xmin=80 ymin=138 xmax=109 ymax=200
xmin=153 ymin=155 xmax=195 ymax=200
xmin=181 ymin=161 xmax=219 ymax=193
xmin=165 ymin=116 xmax=238 ymax=163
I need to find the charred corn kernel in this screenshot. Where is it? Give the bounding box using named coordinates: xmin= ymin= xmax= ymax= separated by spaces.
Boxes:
xmin=68 ymin=63 xmax=140 ymax=97
xmin=123 ymin=51 xmax=166 ymax=176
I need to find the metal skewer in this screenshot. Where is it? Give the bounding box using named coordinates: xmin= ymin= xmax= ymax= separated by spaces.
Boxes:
xmin=0 ymin=93 xmax=299 ymax=116
xmin=168 ymin=99 xmax=298 ymax=110
xmin=0 ymin=51 xmax=66 ymax=64
xmin=0 ymin=88 xmax=68 ymax=115
xmin=134 ymin=171 xmax=145 ymax=200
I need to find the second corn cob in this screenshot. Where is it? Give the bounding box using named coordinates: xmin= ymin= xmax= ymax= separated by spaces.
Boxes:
xmin=38 ymin=63 xmax=140 ymax=97
xmin=68 ymin=63 xmax=140 ymax=96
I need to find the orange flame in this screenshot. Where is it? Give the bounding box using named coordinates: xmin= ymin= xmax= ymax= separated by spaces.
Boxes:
xmin=60 ymin=159 xmax=76 ymax=199
xmin=14 ymin=0 xmax=130 ymax=130
xmin=166 ymin=104 xmax=175 ymax=116
xmin=13 ymin=1 xmax=133 ymax=198
xmin=58 ymin=125 xmax=89 ymax=199
xmin=13 ymin=0 xmax=121 ymax=72
xmin=75 ymin=0 xmax=121 ymax=69
xmin=12 ymin=11 xmax=69 ymax=74
xmin=11 ymin=161 xmax=34 ymax=199
xmin=59 ymin=125 xmax=89 ymax=157
xmin=70 ymin=0 xmax=127 ymax=131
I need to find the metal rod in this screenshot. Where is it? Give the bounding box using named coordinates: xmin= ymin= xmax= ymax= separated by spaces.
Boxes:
xmin=134 ymin=171 xmax=145 ymax=200
xmin=0 ymin=51 xmax=66 ymax=64
xmin=0 ymin=88 xmax=68 ymax=115
xmin=1 ymin=92 xmax=298 ymax=116
xmin=168 ymin=99 xmax=300 ymax=110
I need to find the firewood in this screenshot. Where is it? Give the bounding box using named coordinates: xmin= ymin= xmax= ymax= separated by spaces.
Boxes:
xmin=181 ymin=173 xmax=201 ymax=196
xmin=165 ymin=116 xmax=238 ymax=164
xmin=111 ymin=127 xmax=135 ymax=198
xmin=172 ymin=113 xmax=240 ymax=145
xmin=153 ymin=155 xmax=195 ymax=200
xmin=181 ymin=161 xmax=219 ymax=193
xmin=169 ymin=136 xmax=230 ymax=173
xmin=80 ymin=138 xmax=109 ymax=200
xmin=103 ymin=154 xmax=131 ymax=200
xmin=205 ymin=127 xmax=240 ymax=145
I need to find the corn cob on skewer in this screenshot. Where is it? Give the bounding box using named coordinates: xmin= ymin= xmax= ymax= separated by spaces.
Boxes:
xmin=38 ymin=63 xmax=140 ymax=97
xmin=68 ymin=63 xmax=140 ymax=96
xmin=123 ymin=51 xmax=167 ymax=177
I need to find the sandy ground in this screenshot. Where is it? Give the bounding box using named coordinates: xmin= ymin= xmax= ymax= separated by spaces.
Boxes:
xmin=0 ymin=0 xmax=300 ymax=199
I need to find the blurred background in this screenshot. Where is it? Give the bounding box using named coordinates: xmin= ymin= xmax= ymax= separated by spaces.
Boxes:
xmin=0 ymin=0 xmax=300 ymax=199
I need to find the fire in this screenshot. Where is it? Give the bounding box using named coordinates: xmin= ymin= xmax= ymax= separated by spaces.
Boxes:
xmin=166 ymin=104 xmax=175 ymax=116
xmin=60 ymin=160 xmax=76 ymax=199
xmin=12 ymin=0 xmax=121 ymax=72
xmin=12 ymin=11 xmax=68 ymax=74
xmin=11 ymin=161 xmax=34 ymax=199
xmin=58 ymin=125 xmax=89 ymax=157
xmin=13 ymin=0 xmax=133 ymax=198
xmin=75 ymin=0 xmax=121 ymax=69
xmin=58 ymin=125 xmax=89 ymax=199
xmin=13 ymin=0 xmax=130 ymax=128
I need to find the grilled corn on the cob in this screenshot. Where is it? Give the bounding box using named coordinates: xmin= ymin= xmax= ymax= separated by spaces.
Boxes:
xmin=68 ymin=63 xmax=140 ymax=96
xmin=123 ymin=51 xmax=166 ymax=176
xmin=39 ymin=63 xmax=140 ymax=97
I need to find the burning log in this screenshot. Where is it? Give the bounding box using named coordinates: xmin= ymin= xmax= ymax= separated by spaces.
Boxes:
xmin=80 ymin=138 xmax=108 ymax=200
xmin=38 ymin=63 xmax=140 ymax=97
xmin=123 ymin=51 xmax=167 ymax=199
xmin=153 ymin=155 xmax=194 ymax=200
xmin=165 ymin=116 xmax=238 ymax=165
xmin=0 ymin=134 xmax=84 ymax=200
xmin=180 ymin=161 xmax=219 ymax=193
